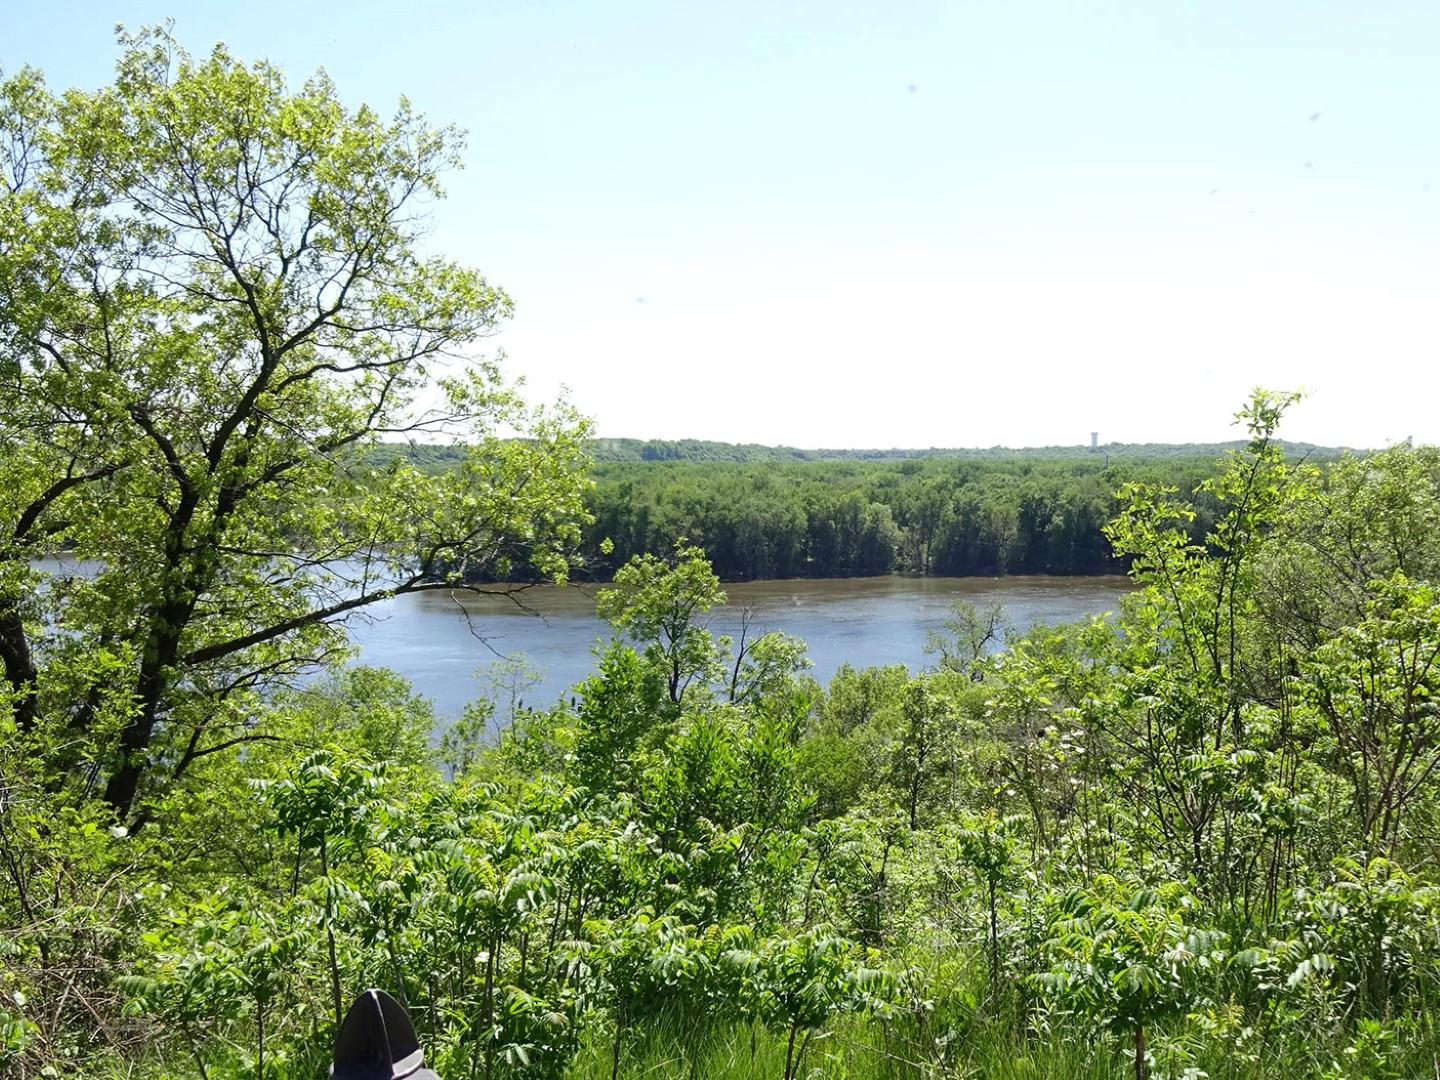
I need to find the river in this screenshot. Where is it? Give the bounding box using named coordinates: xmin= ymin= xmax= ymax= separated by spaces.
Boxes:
xmin=346 ymin=575 xmax=1132 ymax=720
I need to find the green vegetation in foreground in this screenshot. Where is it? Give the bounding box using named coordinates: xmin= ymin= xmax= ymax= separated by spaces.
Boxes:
xmin=6 ymin=28 xmax=1440 ymax=1080
xmin=10 ymin=390 xmax=1440 ymax=1080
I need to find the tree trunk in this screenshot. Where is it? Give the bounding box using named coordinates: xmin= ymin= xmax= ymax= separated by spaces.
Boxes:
xmin=0 ymin=601 xmax=39 ymax=734
xmin=988 ymin=878 xmax=1000 ymax=985
xmin=611 ymin=1000 xmax=625 ymax=1080
xmin=103 ymin=595 xmax=190 ymax=818
xmin=321 ymin=835 xmax=343 ymax=1034
xmin=485 ymin=939 xmax=498 ymax=1080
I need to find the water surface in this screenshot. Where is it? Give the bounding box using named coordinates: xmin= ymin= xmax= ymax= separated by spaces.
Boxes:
xmin=347 ymin=575 xmax=1132 ymax=719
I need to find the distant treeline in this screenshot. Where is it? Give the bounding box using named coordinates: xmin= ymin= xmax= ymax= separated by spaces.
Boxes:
xmin=366 ymin=437 xmax=1350 ymax=471
xmin=585 ymin=436 xmax=1349 ymax=464
xmin=364 ymin=439 xmax=1351 ymax=581
xmin=579 ymin=456 xmax=1228 ymax=580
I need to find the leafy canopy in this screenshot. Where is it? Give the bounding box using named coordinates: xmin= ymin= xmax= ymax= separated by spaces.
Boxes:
xmin=0 ymin=27 xmax=592 ymax=821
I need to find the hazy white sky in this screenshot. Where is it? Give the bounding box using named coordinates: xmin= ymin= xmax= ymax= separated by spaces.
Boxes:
xmin=7 ymin=2 xmax=1439 ymax=448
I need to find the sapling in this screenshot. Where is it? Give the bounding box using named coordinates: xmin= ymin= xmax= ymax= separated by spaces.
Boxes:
xmin=1032 ymin=879 xmax=1227 ymax=1080
xmin=953 ymin=812 xmax=1024 ymax=988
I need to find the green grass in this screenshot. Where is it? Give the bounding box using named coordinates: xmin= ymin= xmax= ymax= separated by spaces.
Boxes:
xmin=76 ymin=957 xmax=1440 ymax=1080
xmin=560 ymin=1005 xmax=1436 ymax=1080
xmin=76 ymin=1012 xmax=1436 ymax=1080
xmin=565 ymin=1014 xmax=1143 ymax=1080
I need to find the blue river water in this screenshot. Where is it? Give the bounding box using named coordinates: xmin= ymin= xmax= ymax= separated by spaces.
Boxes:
xmin=346 ymin=574 xmax=1132 ymax=720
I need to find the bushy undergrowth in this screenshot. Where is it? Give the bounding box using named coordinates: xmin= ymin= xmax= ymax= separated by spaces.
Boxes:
xmin=8 ymin=397 xmax=1440 ymax=1080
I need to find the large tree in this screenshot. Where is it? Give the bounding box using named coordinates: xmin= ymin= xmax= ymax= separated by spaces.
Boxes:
xmin=0 ymin=28 xmax=591 ymax=820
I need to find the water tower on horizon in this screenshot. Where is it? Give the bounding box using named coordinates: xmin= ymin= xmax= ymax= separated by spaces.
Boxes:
xmin=1090 ymin=431 xmax=1099 ymax=451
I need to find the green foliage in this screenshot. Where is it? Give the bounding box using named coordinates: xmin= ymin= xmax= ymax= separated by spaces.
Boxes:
xmin=439 ymin=698 xmax=496 ymax=780
xmin=571 ymin=642 xmax=665 ymax=792
xmin=586 ymin=455 xmax=1157 ymax=580
xmin=1032 ymin=880 xmax=1229 ymax=1080
xmin=951 ymin=811 xmax=1025 ymax=983
xmin=926 ymin=599 xmax=1009 ymax=675
xmin=597 ymin=543 xmax=727 ymax=708
xmin=0 ymin=25 xmax=592 ymax=821
xmin=373 ymin=436 xmax=1350 ymax=585
xmin=440 ymin=656 xmax=544 ymax=780
xmin=1273 ymin=856 xmax=1440 ymax=1013
xmin=719 ymin=929 xmax=889 ymax=1080
xmin=891 ymin=673 xmax=963 ymax=830
xmin=271 ymin=667 xmax=437 ymax=768
xmin=796 ymin=732 xmax=870 ymax=820
xmin=1300 ymin=574 xmax=1440 ymax=848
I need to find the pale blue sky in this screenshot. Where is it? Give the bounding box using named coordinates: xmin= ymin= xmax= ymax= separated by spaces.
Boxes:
xmin=6 ymin=2 xmax=1439 ymax=447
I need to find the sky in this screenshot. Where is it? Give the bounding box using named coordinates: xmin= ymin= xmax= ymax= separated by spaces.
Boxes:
xmin=6 ymin=1 xmax=1439 ymax=449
